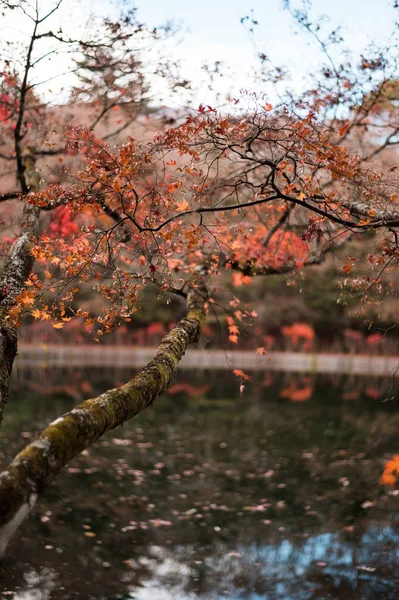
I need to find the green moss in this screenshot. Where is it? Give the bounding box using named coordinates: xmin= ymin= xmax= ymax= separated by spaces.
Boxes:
xmin=0 ymin=290 xmax=206 ymax=533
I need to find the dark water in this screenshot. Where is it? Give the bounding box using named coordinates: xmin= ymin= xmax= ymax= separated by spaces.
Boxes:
xmin=0 ymin=367 xmax=398 ymax=599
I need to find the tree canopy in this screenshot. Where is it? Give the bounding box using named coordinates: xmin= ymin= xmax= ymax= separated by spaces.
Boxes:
xmin=0 ymin=0 xmax=399 ymax=554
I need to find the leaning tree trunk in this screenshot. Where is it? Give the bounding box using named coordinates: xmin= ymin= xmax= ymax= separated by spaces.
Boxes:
xmin=0 ymin=287 xmax=206 ymax=555
xmin=0 ymin=147 xmax=40 ymax=422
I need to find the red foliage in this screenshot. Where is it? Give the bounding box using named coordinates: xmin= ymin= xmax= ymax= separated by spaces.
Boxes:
xmin=365 ymin=387 xmax=382 ymax=400
xmin=344 ymin=329 xmax=363 ymax=342
xmin=366 ymin=332 xmax=384 ymax=345
xmin=0 ymin=93 xmax=10 ymax=123
xmin=48 ymin=206 xmax=79 ymax=238
xmin=263 ymin=335 xmax=275 ymax=351
xmin=146 ymin=322 xmax=166 ymax=337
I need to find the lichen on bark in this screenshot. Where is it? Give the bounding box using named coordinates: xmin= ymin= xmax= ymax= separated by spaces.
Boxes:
xmin=0 ymin=147 xmax=41 ymax=422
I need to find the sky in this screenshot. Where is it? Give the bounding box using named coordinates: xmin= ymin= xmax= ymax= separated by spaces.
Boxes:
xmin=136 ymin=0 xmax=396 ymax=51
xmin=137 ymin=0 xmax=399 ymax=82
xmin=136 ymin=0 xmax=398 ymax=105
xmin=1 ymin=0 xmax=398 ymax=107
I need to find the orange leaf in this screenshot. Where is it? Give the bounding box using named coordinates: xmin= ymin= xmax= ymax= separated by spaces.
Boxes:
xmin=233 ymin=369 xmax=250 ymax=381
xmin=18 ymin=290 xmax=35 ymax=306
xmin=343 ymin=264 xmax=352 ymax=274
xmin=339 ymin=123 xmax=349 ymax=137
xmin=175 ymin=198 xmax=189 ymax=212
xmin=380 ymin=455 xmax=399 ymax=487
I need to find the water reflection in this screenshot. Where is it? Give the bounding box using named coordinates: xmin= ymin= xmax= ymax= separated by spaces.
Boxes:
xmin=0 ymin=368 xmax=398 ymax=599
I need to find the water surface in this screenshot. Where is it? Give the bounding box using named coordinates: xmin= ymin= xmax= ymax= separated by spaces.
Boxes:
xmin=0 ymin=368 xmax=398 ymax=599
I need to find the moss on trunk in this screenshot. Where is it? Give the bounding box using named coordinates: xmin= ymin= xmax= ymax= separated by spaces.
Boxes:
xmin=0 ymin=147 xmax=41 ymax=422
xmin=0 ymin=287 xmax=206 ymax=553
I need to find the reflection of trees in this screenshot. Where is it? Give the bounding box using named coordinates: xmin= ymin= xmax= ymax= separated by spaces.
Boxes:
xmin=1 ymin=372 xmax=398 ymax=598
xmin=5 ymin=525 xmax=399 ymax=599
xmin=139 ymin=532 xmax=399 ymax=600
xmin=10 ymin=365 xmax=397 ymax=407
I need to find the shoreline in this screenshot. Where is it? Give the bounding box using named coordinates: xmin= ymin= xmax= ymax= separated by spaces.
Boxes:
xmin=15 ymin=344 xmax=399 ymax=377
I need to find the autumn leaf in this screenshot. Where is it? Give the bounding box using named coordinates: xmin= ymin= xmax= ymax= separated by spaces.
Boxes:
xmin=339 ymin=123 xmax=349 ymax=137
xmin=233 ymin=369 xmax=251 ymax=381
xmin=175 ymin=198 xmax=189 ymax=212
xmin=380 ymin=455 xmax=399 ymax=487
xmin=52 ymin=323 xmax=64 ymax=329
xmin=31 ymin=308 xmax=41 ymax=320
xmin=232 ymin=272 xmax=252 ymax=287
xmin=256 ymin=347 xmax=266 ymax=355
xmin=17 ymin=290 xmax=35 ymax=306
xmin=343 ymin=264 xmax=353 ymax=274
xmin=229 ymin=334 xmax=238 ymax=344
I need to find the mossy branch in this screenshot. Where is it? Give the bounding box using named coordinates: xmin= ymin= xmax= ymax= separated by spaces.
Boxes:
xmin=0 ymin=285 xmax=207 ymax=555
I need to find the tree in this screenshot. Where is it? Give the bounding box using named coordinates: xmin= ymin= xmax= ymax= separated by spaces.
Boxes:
xmin=0 ymin=0 xmax=179 ymax=411
xmin=1 ymin=0 xmax=399 ymax=553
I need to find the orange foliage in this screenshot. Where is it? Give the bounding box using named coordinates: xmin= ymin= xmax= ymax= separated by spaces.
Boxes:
xmin=380 ymin=455 xmax=399 ymax=487
xmin=232 ymin=272 xmax=252 ymax=287
xmin=233 ymin=369 xmax=251 ymax=381
xmin=167 ymin=383 xmax=210 ymax=397
xmin=263 ymin=335 xmax=275 ymax=351
xmin=281 ymin=322 xmax=315 ymax=350
xmin=280 ymin=377 xmax=313 ymax=402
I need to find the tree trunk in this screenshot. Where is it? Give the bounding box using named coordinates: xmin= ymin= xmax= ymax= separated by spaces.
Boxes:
xmin=0 ymin=287 xmax=206 ymax=555
xmin=0 ymin=323 xmax=18 ymax=423
xmin=0 ymin=147 xmax=40 ymax=422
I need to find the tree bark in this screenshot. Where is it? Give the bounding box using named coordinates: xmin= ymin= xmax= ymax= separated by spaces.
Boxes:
xmin=0 ymin=147 xmax=40 ymax=422
xmin=0 ymin=286 xmax=206 ymax=555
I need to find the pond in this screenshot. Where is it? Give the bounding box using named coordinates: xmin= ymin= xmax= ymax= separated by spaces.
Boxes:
xmin=0 ymin=367 xmax=398 ymax=599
